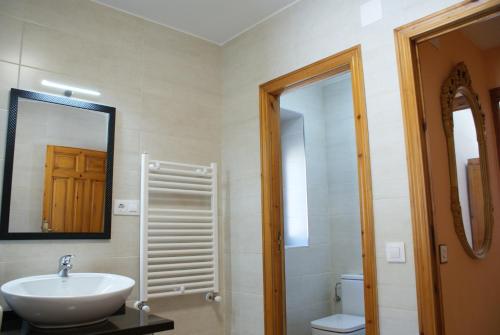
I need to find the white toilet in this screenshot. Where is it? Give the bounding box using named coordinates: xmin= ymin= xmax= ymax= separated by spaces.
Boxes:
xmin=311 ymin=274 xmax=365 ymax=335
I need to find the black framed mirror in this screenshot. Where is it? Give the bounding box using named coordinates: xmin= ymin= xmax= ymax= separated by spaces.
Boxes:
xmin=0 ymin=89 xmax=115 ymax=240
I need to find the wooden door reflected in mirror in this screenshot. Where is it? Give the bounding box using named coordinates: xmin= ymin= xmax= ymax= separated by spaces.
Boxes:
xmin=466 ymin=158 xmax=484 ymax=250
xmin=490 ymin=87 xmax=500 ymax=165
xmin=43 ymin=145 xmax=107 ymax=233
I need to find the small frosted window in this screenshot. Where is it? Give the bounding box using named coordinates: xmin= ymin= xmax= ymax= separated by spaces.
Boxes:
xmin=280 ymin=113 xmax=309 ymax=248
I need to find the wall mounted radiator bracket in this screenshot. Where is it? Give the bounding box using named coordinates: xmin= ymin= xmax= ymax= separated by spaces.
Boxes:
xmin=137 ymin=153 xmax=220 ymax=310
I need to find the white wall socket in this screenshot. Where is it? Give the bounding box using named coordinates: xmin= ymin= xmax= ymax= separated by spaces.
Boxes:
xmin=113 ymin=199 xmax=139 ymax=216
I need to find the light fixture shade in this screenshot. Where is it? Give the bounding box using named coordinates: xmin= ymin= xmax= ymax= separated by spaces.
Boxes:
xmin=41 ymin=80 xmax=101 ymax=97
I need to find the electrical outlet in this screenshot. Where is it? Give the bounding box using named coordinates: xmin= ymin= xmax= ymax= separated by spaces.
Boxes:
xmin=114 ymin=200 xmax=139 ymax=216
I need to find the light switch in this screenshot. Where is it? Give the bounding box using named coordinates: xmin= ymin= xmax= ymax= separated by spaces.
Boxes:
xmin=386 ymin=242 xmax=406 ymax=263
xmin=114 ymin=200 xmax=140 ymax=216
xmin=439 ymin=244 xmax=448 ymax=264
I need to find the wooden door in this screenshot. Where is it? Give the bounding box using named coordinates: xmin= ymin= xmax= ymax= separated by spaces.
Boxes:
xmin=417 ymin=34 xmax=500 ymax=335
xmin=467 ymin=158 xmax=484 ymax=250
xmin=43 ymin=145 xmax=107 ymax=233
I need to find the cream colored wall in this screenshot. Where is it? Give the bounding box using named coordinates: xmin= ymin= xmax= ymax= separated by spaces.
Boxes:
xmin=221 ymin=1 xmax=462 ymax=334
xmin=0 ymin=1 xmax=223 ymax=334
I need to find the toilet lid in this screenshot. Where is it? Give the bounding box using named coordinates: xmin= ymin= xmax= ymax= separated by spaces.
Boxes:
xmin=311 ymin=314 xmax=365 ymax=333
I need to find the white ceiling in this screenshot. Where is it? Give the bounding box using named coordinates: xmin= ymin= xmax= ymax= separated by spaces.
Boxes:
xmin=94 ymin=0 xmax=300 ymax=45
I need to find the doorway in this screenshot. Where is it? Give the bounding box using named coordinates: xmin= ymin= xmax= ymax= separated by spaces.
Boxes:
xmin=259 ymin=46 xmax=378 ymax=335
xmin=395 ymin=2 xmax=500 ymax=334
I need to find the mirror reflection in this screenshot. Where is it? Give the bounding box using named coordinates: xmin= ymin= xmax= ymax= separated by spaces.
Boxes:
xmin=2 ymin=93 xmax=113 ymax=235
xmin=452 ymin=92 xmax=485 ymax=250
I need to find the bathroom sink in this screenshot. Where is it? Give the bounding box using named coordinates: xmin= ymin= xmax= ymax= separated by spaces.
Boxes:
xmin=1 ymin=273 xmax=135 ymax=328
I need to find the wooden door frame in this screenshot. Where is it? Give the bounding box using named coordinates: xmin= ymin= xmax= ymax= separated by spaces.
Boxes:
xmin=394 ymin=1 xmax=500 ymax=335
xmin=259 ymin=45 xmax=379 ymax=335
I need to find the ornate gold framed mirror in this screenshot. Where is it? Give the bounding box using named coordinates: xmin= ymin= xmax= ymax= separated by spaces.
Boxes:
xmin=441 ymin=62 xmax=493 ymax=259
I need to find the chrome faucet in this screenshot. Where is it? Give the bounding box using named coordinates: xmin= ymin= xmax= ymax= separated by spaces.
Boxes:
xmin=58 ymin=255 xmax=74 ymax=277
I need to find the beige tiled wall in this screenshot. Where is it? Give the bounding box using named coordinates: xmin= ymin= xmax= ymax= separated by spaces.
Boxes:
xmin=281 ymin=85 xmax=333 ymax=335
xmin=0 ymin=1 xmax=223 ymax=334
xmin=279 ymin=74 xmax=365 ymax=334
xmin=221 ymin=1 xmax=462 ymax=335
xmin=0 ymin=1 xmax=469 ymax=335
xmin=323 ymin=75 xmax=364 ymax=314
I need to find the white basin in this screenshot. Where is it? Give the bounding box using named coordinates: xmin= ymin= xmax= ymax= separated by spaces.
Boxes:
xmin=1 ymin=273 xmax=135 ymax=328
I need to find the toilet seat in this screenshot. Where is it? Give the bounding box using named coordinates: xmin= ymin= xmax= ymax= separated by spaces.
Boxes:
xmin=311 ymin=314 xmax=365 ymax=333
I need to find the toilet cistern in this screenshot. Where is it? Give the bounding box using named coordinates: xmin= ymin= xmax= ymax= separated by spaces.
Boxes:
xmin=311 ymin=274 xmax=365 ymax=334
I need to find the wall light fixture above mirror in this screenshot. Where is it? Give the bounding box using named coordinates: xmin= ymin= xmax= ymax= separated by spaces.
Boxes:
xmin=41 ymin=80 xmax=101 ymax=97
xmin=0 ymin=89 xmax=116 ymax=240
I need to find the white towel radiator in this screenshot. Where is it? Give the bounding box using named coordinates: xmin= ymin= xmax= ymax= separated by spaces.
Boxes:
xmin=138 ymin=153 xmax=220 ymax=306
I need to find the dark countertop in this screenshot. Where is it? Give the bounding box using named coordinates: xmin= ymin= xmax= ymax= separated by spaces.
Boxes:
xmin=1 ymin=307 xmax=174 ymax=335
